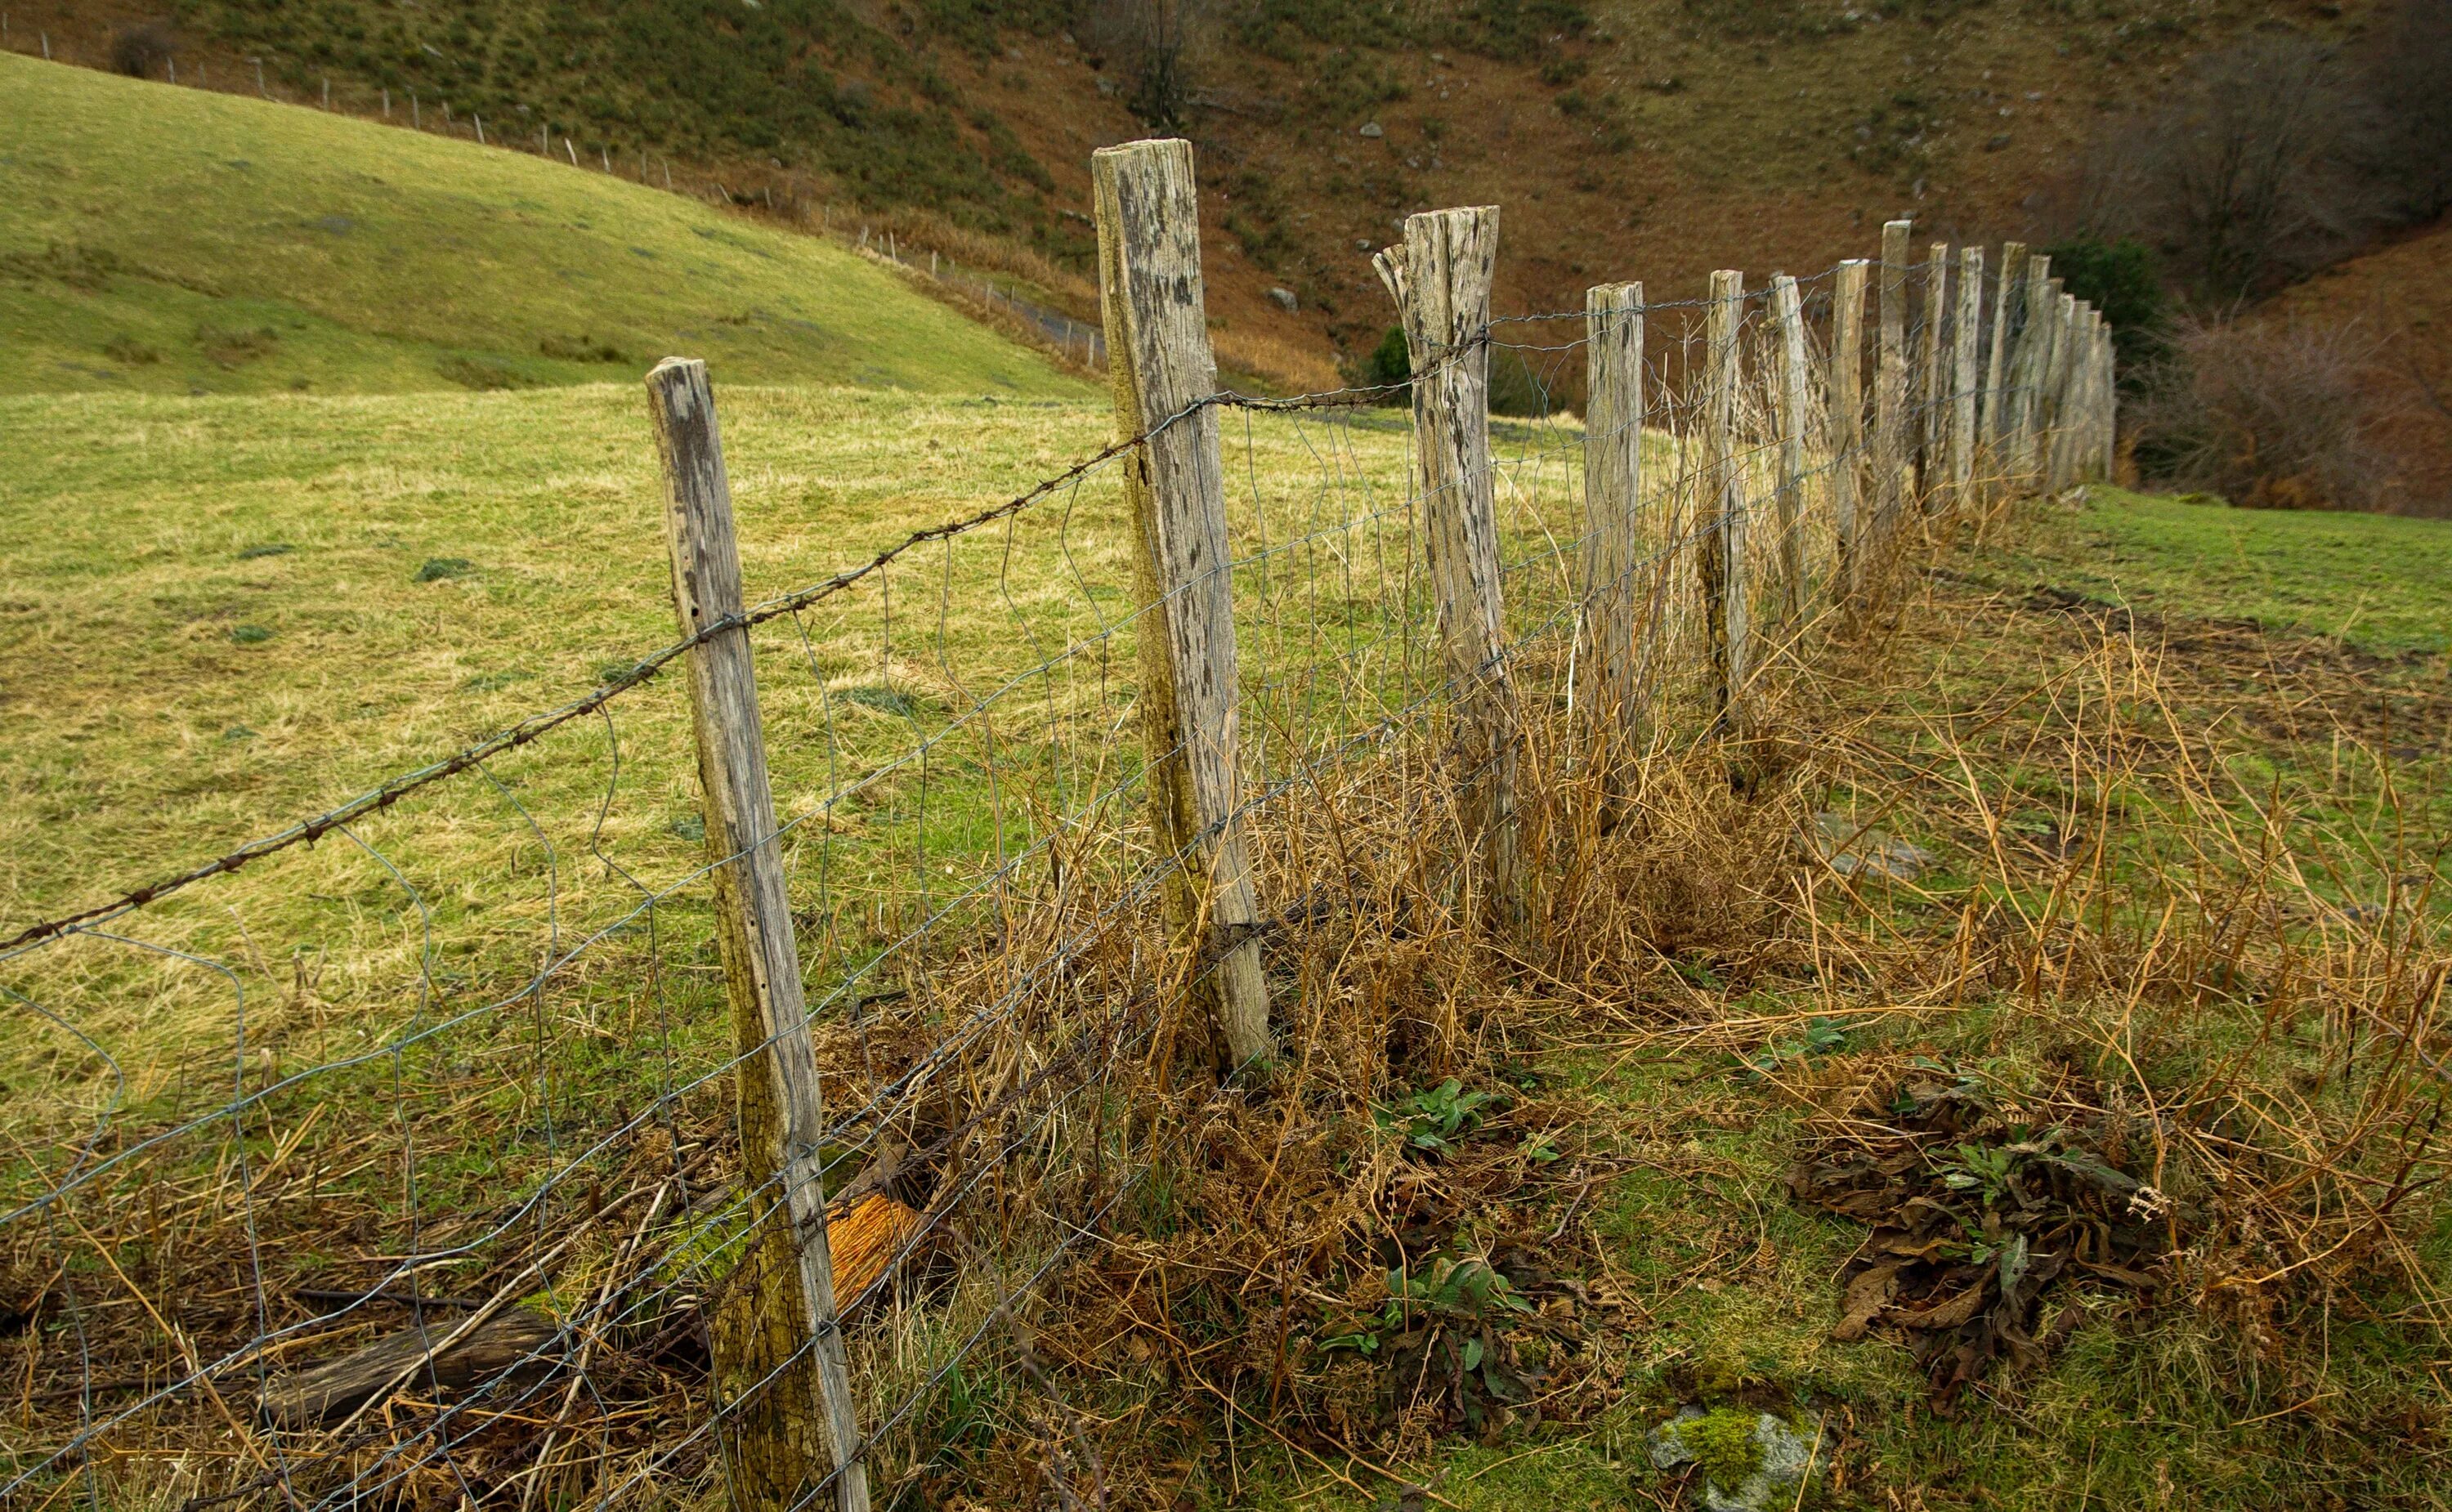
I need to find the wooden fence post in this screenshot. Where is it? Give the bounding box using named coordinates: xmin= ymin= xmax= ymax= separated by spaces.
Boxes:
xmin=1950 ymin=244 xmax=1983 ymax=512
xmin=1830 ymin=259 xmax=1868 ymax=599
xmin=1769 ymin=273 xmax=1810 ymax=615
xmin=1375 ymin=205 xmax=1522 ymax=926
xmin=2096 ymin=314 xmax=2119 ymax=480
xmin=1876 ymin=220 xmax=1911 ymax=540
xmin=2038 ymin=284 xmax=2071 ymax=488
xmin=1982 ymin=241 xmax=2027 ymax=493
xmin=1091 ymin=138 xmax=1272 ymax=1070
xmin=2010 ymin=254 xmax=2053 ymax=485
xmin=1700 ymin=269 xmax=1752 ymax=733
xmin=1580 ymin=280 xmax=1646 ymax=761
xmin=1917 ymin=240 xmax=1949 ymax=510
xmin=646 ymin=360 xmax=870 ymax=1512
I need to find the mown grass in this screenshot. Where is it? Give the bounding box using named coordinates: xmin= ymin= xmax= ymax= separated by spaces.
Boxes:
xmin=0 ymin=54 xmax=1081 ymax=398
xmin=1983 ymin=485 xmax=2452 ymax=656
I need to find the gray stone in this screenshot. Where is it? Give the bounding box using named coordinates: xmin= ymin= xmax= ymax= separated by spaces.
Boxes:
xmin=1647 ymin=1407 xmax=1823 ymax=1512
xmin=1814 ymin=812 xmax=1935 ymax=881
xmin=1267 ymin=287 xmax=1299 ymax=313
xmin=1358 ymin=121 xmax=1385 ymax=138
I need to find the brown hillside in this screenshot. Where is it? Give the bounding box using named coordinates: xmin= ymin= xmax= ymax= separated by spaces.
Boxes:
xmin=10 ymin=0 xmax=2347 ymax=384
xmin=2261 ymin=217 xmax=2452 ymax=515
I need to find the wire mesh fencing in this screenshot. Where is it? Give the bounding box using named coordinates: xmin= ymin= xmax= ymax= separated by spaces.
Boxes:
xmin=0 ymin=164 xmax=2114 ymax=1512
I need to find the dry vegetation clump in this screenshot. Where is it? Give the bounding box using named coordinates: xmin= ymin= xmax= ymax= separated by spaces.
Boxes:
xmin=2127 ymin=315 xmax=2407 ymax=513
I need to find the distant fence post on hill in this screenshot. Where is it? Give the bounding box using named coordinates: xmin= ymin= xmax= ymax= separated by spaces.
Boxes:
xmin=1376 ymin=204 xmax=1524 ymax=929
xmin=646 ymin=359 xmax=871 ymax=1512
xmin=1092 ymin=138 xmax=1273 ymax=1071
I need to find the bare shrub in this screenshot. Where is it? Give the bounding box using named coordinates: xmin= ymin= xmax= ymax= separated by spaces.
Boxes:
xmin=2354 ymin=0 xmax=2452 ymax=223
xmin=1076 ymin=0 xmax=1215 ymax=130
xmin=109 ymin=19 xmax=177 ymax=79
xmin=2129 ymin=316 xmax=2401 ymax=512
xmin=2056 ymin=35 xmax=2375 ymax=301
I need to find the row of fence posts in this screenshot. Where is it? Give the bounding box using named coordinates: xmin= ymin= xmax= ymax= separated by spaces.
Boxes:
xmin=639 ymin=136 xmax=2117 ymax=1511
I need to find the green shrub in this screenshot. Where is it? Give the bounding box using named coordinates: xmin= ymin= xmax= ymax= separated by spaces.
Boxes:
xmin=2040 ymin=235 xmax=2168 ymax=374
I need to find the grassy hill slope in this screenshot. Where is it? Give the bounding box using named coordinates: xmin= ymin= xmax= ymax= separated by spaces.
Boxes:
xmin=0 ymin=53 xmax=1082 ymax=396
xmin=15 ymin=0 xmax=2316 ymax=378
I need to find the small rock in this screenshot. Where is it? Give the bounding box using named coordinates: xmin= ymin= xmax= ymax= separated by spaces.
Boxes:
xmin=1649 ymin=1407 xmax=1823 ymax=1512
xmin=1814 ymin=812 xmax=1934 ymax=881
xmin=1094 ymin=75 xmax=1116 ymax=96
xmin=1358 ymin=121 xmax=1385 ymax=138
xmin=1985 ymin=132 xmax=2012 ymax=151
xmin=1267 ymin=287 xmax=1298 ymax=313
xmin=1355 ymin=238 xmax=1375 ymax=252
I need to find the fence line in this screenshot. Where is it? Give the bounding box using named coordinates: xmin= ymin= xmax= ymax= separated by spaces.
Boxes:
xmin=1 ymin=132 xmax=2115 ymax=1512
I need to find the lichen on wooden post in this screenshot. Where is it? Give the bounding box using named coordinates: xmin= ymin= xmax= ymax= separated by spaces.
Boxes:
xmin=647 ymin=358 xmax=870 ymax=1512
xmin=1376 ymin=205 xmax=1523 ymax=927
xmin=1768 ymin=273 xmax=1810 ymax=617
xmin=1580 ymin=280 xmax=1648 ymax=768
xmin=1829 ymin=259 xmax=1868 ymax=599
xmin=1092 ymin=137 xmax=1272 ymax=1071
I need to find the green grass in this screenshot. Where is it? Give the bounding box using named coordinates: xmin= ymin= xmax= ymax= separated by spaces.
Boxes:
xmin=1994 ymin=485 xmax=2452 ymax=657
xmin=0 ymin=53 xmax=1082 ymax=398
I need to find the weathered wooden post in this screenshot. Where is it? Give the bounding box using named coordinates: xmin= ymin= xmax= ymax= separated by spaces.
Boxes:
xmin=1982 ymin=241 xmax=2026 ymax=492
xmin=1876 ymin=220 xmax=1911 ymax=541
xmin=1376 ymin=206 xmax=1523 ymax=925
xmin=1700 ymin=269 xmax=1752 ymax=733
xmin=1829 ymin=259 xmax=1868 ymax=599
xmin=1950 ymin=244 xmax=1983 ymax=512
xmin=1769 ymin=273 xmax=1810 ymax=615
xmin=2008 ymin=253 xmax=2053 ymax=487
xmin=646 ymin=360 xmax=870 ymax=1512
xmin=2096 ymin=314 xmax=2119 ymax=480
xmin=2038 ymin=284 xmax=2072 ymax=488
xmin=1917 ymin=240 xmax=1949 ymax=510
xmin=1092 ymin=138 xmax=1272 ymax=1070
xmin=1580 ymin=280 xmax=1646 ymax=762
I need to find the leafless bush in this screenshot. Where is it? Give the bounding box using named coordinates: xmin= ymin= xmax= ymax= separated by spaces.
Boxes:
xmin=2056 ymin=35 xmax=2375 ymax=301
xmin=2129 ymin=316 xmax=2401 ymax=512
xmin=109 ymin=19 xmax=176 ymax=79
xmin=2354 ymin=0 xmax=2452 ymax=223
xmin=1076 ymin=0 xmax=1214 ymax=130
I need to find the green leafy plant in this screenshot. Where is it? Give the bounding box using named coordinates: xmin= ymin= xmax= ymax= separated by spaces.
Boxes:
xmin=1373 ymin=1077 xmax=1504 ymax=1155
xmin=1743 ymin=1016 xmax=1846 ymax=1077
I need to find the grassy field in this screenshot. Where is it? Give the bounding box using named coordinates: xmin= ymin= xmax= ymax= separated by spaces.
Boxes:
xmin=1985 ymin=485 xmax=2452 ymax=655
xmin=4 ymin=274 xmax=2448 ymax=1512
xmin=0 ymin=53 xmax=1081 ymax=398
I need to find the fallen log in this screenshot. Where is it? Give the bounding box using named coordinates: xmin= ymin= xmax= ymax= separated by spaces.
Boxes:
xmin=260 ymin=1307 xmax=561 ymax=1428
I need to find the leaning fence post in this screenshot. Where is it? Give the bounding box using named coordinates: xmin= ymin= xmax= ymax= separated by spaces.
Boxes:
xmin=646 ymin=360 xmax=870 ymax=1512
xmin=1769 ymin=274 xmax=1810 ymax=615
xmin=1701 ymin=269 xmax=1752 ymax=734
xmin=1917 ymin=240 xmax=1949 ymax=510
xmin=1876 ymin=220 xmax=1911 ymax=543
xmin=1949 ymin=244 xmax=1983 ymax=513
xmin=1375 ymin=205 xmax=1522 ymax=927
xmin=1982 ymin=241 xmax=2026 ymax=494
xmin=1091 ymin=138 xmax=1272 ymax=1071
xmin=1580 ymin=280 xmax=1646 ymax=763
xmin=1829 ymin=259 xmax=1868 ymax=600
